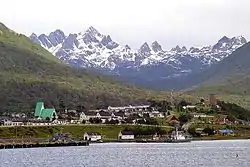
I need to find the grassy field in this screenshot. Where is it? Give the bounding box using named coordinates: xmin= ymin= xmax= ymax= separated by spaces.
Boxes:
xmin=0 ymin=124 xmax=249 ymax=142
xmin=0 ymin=125 xmax=172 ymax=140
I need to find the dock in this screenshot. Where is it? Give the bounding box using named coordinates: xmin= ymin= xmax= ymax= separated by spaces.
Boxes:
xmin=0 ymin=141 xmax=89 ymax=149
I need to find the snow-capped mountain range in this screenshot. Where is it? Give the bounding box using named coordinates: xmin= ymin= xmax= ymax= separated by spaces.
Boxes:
xmin=30 ymin=27 xmax=247 ymax=90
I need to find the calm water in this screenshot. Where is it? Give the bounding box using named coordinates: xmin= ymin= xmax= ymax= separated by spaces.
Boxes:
xmin=0 ymin=140 xmax=249 ymax=167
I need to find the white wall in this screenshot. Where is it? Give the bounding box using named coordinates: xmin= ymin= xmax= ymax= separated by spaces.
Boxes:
xmin=84 ymin=134 xmax=102 ymax=141
xmin=120 ymin=135 xmax=134 ymax=140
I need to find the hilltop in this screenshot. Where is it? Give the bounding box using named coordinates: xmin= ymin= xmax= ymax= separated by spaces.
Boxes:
xmin=0 ymin=23 xmax=169 ymax=114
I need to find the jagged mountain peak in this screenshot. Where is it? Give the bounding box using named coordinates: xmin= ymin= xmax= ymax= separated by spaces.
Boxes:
xmin=61 ymin=33 xmax=78 ymax=49
xmin=125 ymin=44 xmax=131 ymax=50
xmin=232 ymin=36 xmax=247 ymax=44
xmin=101 ymin=35 xmax=112 ymax=43
xmin=48 ymin=29 xmax=66 ymax=46
xmin=85 ymin=26 xmax=102 ymax=37
xmin=139 ymin=42 xmax=151 ymax=53
xmin=171 ymin=45 xmax=181 ymax=51
xmin=101 ymin=35 xmax=119 ymax=49
xmin=171 ymin=45 xmax=187 ymax=53
xmin=213 ymin=35 xmax=247 ymax=51
xmin=151 ymin=41 xmax=163 ymax=52
xmin=217 ymin=35 xmax=247 ymax=44
xmin=29 ymin=33 xmax=41 ymax=45
xmin=181 ymin=46 xmax=187 ymax=52
xmin=38 ymin=33 xmax=47 ymax=38
xmin=189 ymin=47 xmax=200 ymax=53
xmin=49 ymin=29 xmax=65 ymax=36
xmin=30 ymin=33 xmax=38 ymax=38
xmin=218 ymin=36 xmax=230 ymax=43
xmin=30 ymin=28 xmax=248 ymax=75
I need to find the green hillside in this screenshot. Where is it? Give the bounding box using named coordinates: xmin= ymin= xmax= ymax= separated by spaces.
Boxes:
xmin=0 ymin=23 xmax=168 ymax=113
xmin=194 ymin=42 xmax=250 ymax=93
xmin=186 ymin=42 xmax=250 ymax=108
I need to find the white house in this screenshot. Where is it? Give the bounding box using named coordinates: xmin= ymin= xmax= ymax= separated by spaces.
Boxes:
xmin=99 ymin=111 xmax=113 ymax=119
xmin=149 ymin=111 xmax=164 ymax=118
xmin=113 ymin=111 xmax=126 ymax=120
xmin=118 ymin=131 xmax=134 ymax=140
xmin=182 ymin=105 xmax=197 ymax=109
xmin=108 ymin=105 xmax=150 ymax=111
xmin=190 ymin=113 xmax=214 ymax=118
xmin=0 ymin=119 xmax=23 ymax=126
xmin=80 ymin=112 xmax=100 ymax=121
xmin=83 ymin=132 xmax=102 ymax=141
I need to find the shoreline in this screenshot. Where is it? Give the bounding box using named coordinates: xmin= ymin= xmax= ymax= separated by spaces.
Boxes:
xmin=0 ymin=124 xmax=249 ymax=145
xmin=91 ymin=136 xmax=250 ymax=144
xmin=0 ymin=137 xmax=249 ymax=149
xmin=193 ymin=136 xmax=250 ymax=141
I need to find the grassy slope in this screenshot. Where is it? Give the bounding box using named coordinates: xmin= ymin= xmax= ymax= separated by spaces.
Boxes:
xmin=185 ymin=42 xmax=250 ymax=109
xmin=0 ymin=125 xmax=248 ymax=140
xmin=0 ymin=125 xmax=172 ymax=139
xmin=0 ymin=23 xmax=169 ymax=113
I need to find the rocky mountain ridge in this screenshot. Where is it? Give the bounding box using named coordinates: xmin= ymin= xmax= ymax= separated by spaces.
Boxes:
xmin=30 ymin=27 xmax=247 ymax=89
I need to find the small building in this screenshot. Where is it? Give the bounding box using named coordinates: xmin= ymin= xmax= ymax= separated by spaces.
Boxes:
xmin=35 ymin=101 xmax=57 ymax=121
xmin=166 ymin=115 xmax=179 ymax=125
xmin=113 ymin=111 xmax=126 ymax=120
xmin=83 ymin=132 xmax=102 ymax=141
xmin=0 ymin=118 xmax=24 ymax=126
xmin=182 ymin=105 xmax=196 ymax=110
xmin=80 ymin=112 xmax=99 ymax=121
xmin=195 ymin=128 xmax=208 ymax=136
xmin=149 ymin=111 xmax=164 ymax=118
xmin=107 ymin=105 xmax=150 ymax=112
xmin=99 ymin=111 xmax=113 ymax=120
xmin=218 ymin=129 xmax=234 ymax=136
xmin=118 ymin=131 xmax=134 ymax=140
xmin=190 ymin=113 xmax=214 ymax=118
xmin=26 ymin=119 xmax=52 ymax=126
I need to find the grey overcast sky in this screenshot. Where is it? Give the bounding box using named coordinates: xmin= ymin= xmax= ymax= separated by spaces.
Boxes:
xmin=0 ymin=0 xmax=249 ymax=49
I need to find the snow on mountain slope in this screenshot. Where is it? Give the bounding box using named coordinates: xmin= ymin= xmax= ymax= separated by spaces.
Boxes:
xmin=30 ymin=27 xmax=247 ymax=78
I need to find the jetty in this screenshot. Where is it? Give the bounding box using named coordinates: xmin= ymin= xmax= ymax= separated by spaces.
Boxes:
xmin=0 ymin=141 xmax=89 ymax=149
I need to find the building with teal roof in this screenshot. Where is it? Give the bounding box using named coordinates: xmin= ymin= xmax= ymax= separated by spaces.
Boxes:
xmin=35 ymin=101 xmax=57 ymax=121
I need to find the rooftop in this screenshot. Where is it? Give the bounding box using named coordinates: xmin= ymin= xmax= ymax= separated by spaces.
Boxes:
xmin=120 ymin=131 xmax=134 ymax=135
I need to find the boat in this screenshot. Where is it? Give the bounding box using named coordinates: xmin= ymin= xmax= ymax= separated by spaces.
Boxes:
xmin=166 ymin=127 xmax=192 ymax=143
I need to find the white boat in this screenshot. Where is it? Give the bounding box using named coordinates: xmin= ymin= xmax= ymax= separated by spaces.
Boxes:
xmin=166 ymin=127 xmax=192 ymax=143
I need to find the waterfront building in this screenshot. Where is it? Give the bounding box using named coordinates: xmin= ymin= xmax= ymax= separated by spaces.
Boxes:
xmin=118 ymin=131 xmax=134 ymax=140
xmin=83 ymin=132 xmax=102 ymax=141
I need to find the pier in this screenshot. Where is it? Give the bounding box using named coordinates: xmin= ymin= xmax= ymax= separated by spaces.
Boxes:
xmin=0 ymin=141 xmax=89 ymax=149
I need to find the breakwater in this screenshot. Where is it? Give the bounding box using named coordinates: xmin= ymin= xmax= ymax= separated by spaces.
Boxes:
xmin=0 ymin=141 xmax=89 ymax=149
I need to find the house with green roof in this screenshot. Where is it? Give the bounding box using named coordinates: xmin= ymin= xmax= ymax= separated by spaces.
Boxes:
xmin=35 ymin=101 xmax=57 ymax=121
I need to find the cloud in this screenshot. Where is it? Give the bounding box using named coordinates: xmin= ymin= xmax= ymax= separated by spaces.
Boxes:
xmin=0 ymin=0 xmax=249 ymax=49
